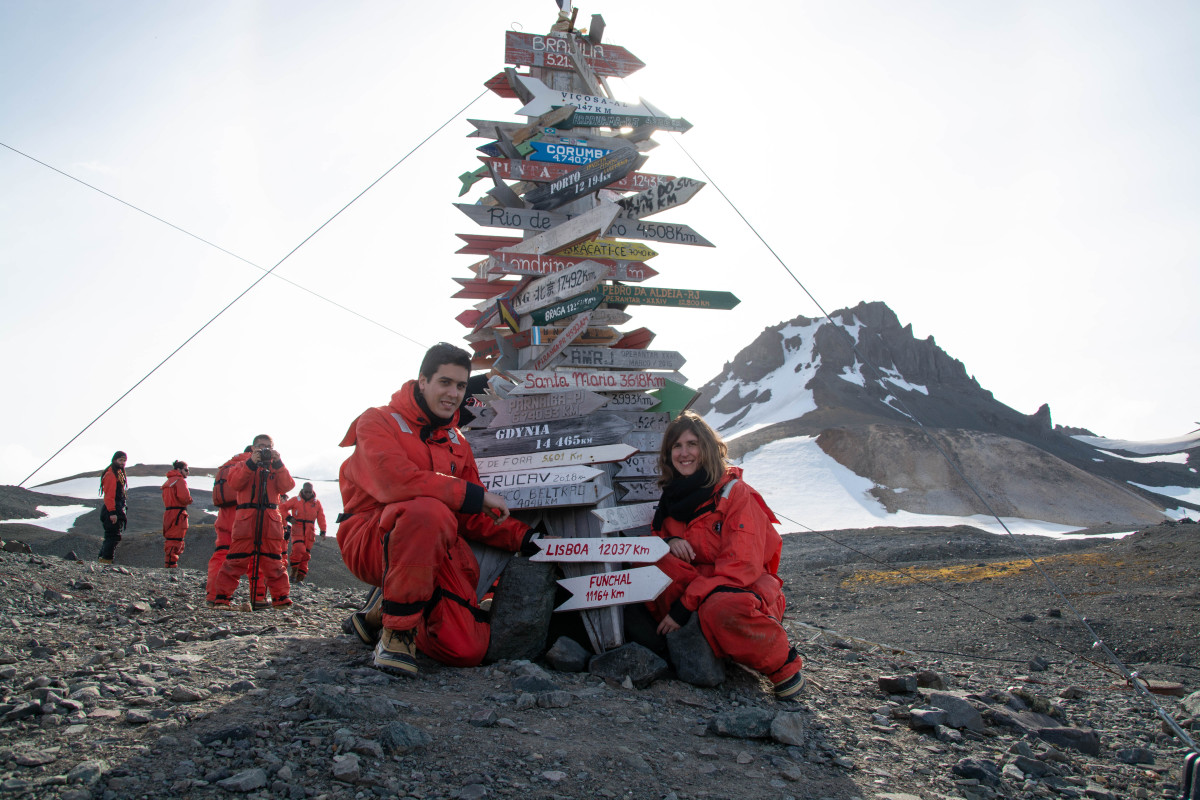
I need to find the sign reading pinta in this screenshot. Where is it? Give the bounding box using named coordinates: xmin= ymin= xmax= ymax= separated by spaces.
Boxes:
xmin=449 ymin=4 xmax=712 ymax=651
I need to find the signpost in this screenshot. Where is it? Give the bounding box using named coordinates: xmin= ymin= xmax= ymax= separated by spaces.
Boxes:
xmin=532 ymin=310 xmax=591 ymax=370
xmin=592 ymin=501 xmax=658 ymax=535
xmin=615 ymin=480 xmax=660 ymax=503
xmin=523 ymin=147 xmax=644 ymax=210
xmin=553 ymin=238 xmax=657 ymax=261
xmin=475 ymin=443 xmax=638 ymax=474
xmin=464 ymin=412 xmax=632 ymax=459
xmin=528 ymin=141 xmax=611 ymax=164
xmin=601 ymin=284 xmax=739 ymax=309
xmin=554 ymin=566 xmax=671 ymax=612
xmin=479 ymin=465 xmax=603 ymax=492
xmin=601 ymin=392 xmax=660 ymax=411
xmin=502 ymin=260 xmax=605 ymax=316
xmin=617 ymin=177 xmax=706 ymax=220
xmin=623 ymin=431 xmax=665 ymax=453
xmin=458 ymin=202 xmax=714 ymax=247
xmin=550 ymin=347 xmax=685 ymax=371
xmin=614 ymin=453 xmax=660 ymax=478
xmin=496 ymin=481 xmax=613 ymax=510
xmin=516 ymin=76 xmax=658 ymax=121
xmin=488 ymin=251 xmax=657 ymax=282
xmin=530 ymin=536 xmax=668 ymax=564
xmin=486 ymin=388 xmax=608 ymax=427
xmin=481 ymin=158 xmax=672 ymax=192
xmin=507 ymin=369 xmax=685 ymax=395
xmin=504 ymin=31 xmax=646 ymax=79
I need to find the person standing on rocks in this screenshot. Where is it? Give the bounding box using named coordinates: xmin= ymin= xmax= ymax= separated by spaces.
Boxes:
xmin=97 ymin=450 xmax=128 ymax=564
xmin=335 ymin=342 xmax=537 ymax=676
xmin=283 ymin=482 xmax=327 ymax=583
xmin=210 ymin=435 xmax=295 ymax=610
xmin=206 ymin=446 xmax=252 ymax=603
xmin=647 ymin=410 xmax=807 ymax=701
xmin=160 ymin=460 xmax=193 ymax=568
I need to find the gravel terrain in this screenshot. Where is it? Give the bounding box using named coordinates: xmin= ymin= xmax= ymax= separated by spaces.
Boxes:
xmin=1 ymin=490 xmax=1198 ymax=800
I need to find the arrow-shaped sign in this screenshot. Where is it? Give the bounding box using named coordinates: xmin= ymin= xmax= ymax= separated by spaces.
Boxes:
xmin=554 ymin=566 xmax=671 ymax=612
xmin=531 ymin=536 xmax=668 ymax=563
xmin=532 ymin=310 xmax=591 ymax=370
xmin=528 ymin=141 xmax=612 ymax=164
xmin=615 ymin=480 xmax=661 ymax=503
xmin=614 ymin=453 xmax=660 ymax=478
xmin=481 ymin=158 xmax=673 ymax=193
xmin=486 ymin=388 xmax=608 ymax=428
xmin=649 ymin=379 xmax=701 ymax=417
xmin=504 ymin=31 xmax=646 ymax=79
xmin=480 ymin=465 xmax=603 ymax=491
xmin=496 ymin=481 xmax=613 ymax=511
xmin=602 ymin=391 xmax=661 ymax=411
xmin=464 ymin=412 xmax=632 ymax=459
xmin=503 ymin=260 xmax=606 ymax=316
xmin=601 ymin=284 xmax=739 ymax=310
xmin=489 ymin=252 xmax=657 ymax=283
xmin=565 ymin=111 xmax=692 ymax=133
xmin=523 ymin=147 xmax=644 ymax=211
xmin=549 ymin=347 xmax=686 ymax=371
xmin=475 ymin=443 xmax=638 ymax=474
xmin=554 ymin=238 xmax=658 ymax=261
xmin=508 ymin=370 xmax=686 ymax=395
xmin=617 ymin=177 xmax=706 ymax=220
xmin=458 ymin=202 xmax=712 ymax=247
xmin=526 ymin=287 xmax=603 ymax=326
xmin=592 ymin=502 xmax=658 ymax=535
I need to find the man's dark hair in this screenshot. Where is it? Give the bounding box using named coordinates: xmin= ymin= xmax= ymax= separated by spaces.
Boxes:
xmin=252 ymin=434 xmax=272 ymax=446
xmin=419 ymin=342 xmax=471 ymax=379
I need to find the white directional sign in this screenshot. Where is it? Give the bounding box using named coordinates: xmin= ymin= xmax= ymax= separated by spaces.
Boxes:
xmin=479 ymin=465 xmax=603 ymax=492
xmin=487 ymin=389 xmax=608 ymax=427
xmin=509 ymin=370 xmax=685 ymax=395
xmin=554 ymin=566 xmax=672 ymax=612
xmin=516 ymin=75 xmax=656 ymax=120
xmin=507 ymin=261 xmax=606 ymax=316
xmin=497 ymin=481 xmax=613 ymax=510
xmin=615 ymin=454 xmax=660 ymax=478
xmin=592 ymin=501 xmax=659 ymax=534
xmin=476 ymin=443 xmax=638 ymax=474
xmin=530 ymin=536 xmax=669 ymax=563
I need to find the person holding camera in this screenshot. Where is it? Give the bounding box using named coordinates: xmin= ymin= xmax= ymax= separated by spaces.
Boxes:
xmin=209 ymin=434 xmax=296 ymax=609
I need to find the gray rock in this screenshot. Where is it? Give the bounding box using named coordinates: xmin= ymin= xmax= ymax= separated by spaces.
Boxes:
xmin=1012 ymin=755 xmax=1060 ymax=778
xmin=1181 ymin=689 xmax=1200 ymax=718
xmin=952 ymin=757 xmax=1001 ymax=786
xmin=470 ymin=709 xmax=498 ymax=727
xmin=331 ymin=753 xmax=361 ymax=783
xmin=666 ymin=616 xmax=725 ymax=687
xmin=908 ymin=708 xmax=946 ymax=731
xmin=924 ymin=690 xmax=985 ymax=732
xmin=485 ymin=557 xmax=556 ymax=662
xmin=169 ymin=685 xmax=205 ymax=702
xmin=878 ymin=674 xmax=918 ymax=694
xmin=1036 ymin=726 xmax=1100 ymax=756
xmin=536 ymin=690 xmax=573 ymax=708
xmin=770 ymin=712 xmax=805 ymax=746
xmin=513 ymin=673 xmax=560 ymax=693
xmin=544 ymin=636 xmax=591 ymax=673
xmin=199 ymin=724 xmax=254 ymax=744
xmin=707 ymin=707 xmax=776 ymax=739
xmin=310 ymin=686 xmax=397 ymax=720
xmin=454 ymin=785 xmax=488 ymax=800
xmin=915 ymin=670 xmax=946 ymax=690
xmin=589 ymin=642 xmax=668 ymax=689
xmin=381 ymin=720 xmax=432 ymax=754
xmin=216 ymin=768 xmax=268 ymax=792
xmin=1116 ymin=747 xmax=1155 ymax=765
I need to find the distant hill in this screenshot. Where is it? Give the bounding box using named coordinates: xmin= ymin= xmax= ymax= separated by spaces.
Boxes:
xmin=692 ymin=300 xmax=1198 ymax=527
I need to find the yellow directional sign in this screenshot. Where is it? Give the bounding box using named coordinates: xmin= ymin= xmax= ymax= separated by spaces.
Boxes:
xmin=554 ymin=238 xmax=658 ymax=261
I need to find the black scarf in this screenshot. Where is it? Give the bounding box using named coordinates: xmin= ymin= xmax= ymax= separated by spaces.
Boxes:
xmin=413 ymin=384 xmax=454 ymax=443
xmin=653 ymin=468 xmax=717 ymax=531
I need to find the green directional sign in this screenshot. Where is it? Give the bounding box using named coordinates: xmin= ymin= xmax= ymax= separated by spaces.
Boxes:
xmin=527 ymin=287 xmax=604 ymax=326
xmin=648 ymin=379 xmax=700 ymax=418
xmin=601 ymin=284 xmax=739 ymax=310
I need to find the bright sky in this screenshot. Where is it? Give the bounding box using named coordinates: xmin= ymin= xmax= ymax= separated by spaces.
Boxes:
xmin=2 ymin=0 xmax=1197 ymax=487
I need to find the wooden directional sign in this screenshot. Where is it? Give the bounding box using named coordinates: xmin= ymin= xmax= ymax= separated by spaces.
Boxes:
xmin=602 ymin=391 xmax=660 ymax=411
xmin=615 ymin=480 xmax=661 ymax=503
xmin=516 ymin=76 xmax=663 ymax=123
xmin=531 ymin=536 xmax=668 ymax=563
xmin=615 ymin=453 xmax=660 ymax=478
xmin=523 ymin=147 xmax=643 ymax=211
xmin=504 ymin=31 xmax=646 ymax=79
xmin=487 ymin=388 xmax=608 ymax=428
xmin=508 ymin=369 xmax=684 ymax=395
xmin=505 ymin=260 xmax=605 ymax=316
xmin=475 ymin=140 xmax=534 ymax=159
xmin=456 ymin=203 xmax=565 ymax=235
xmin=484 ymin=71 xmax=521 ymax=99
xmin=526 ymin=287 xmax=602 ymax=326
xmin=475 ymin=443 xmax=638 ymax=474
xmin=613 ymin=327 xmax=656 ymax=350
xmin=481 ymin=158 xmax=672 ymax=193
xmin=649 ymin=379 xmax=701 ymax=417
xmin=610 ymin=412 xmax=671 ymax=432
xmin=592 ymin=501 xmax=658 ymax=534
xmin=603 ymin=218 xmax=713 ymax=247
xmin=497 ymin=481 xmax=613 ymax=511
xmin=601 ymin=284 xmax=739 ymax=310
xmin=480 ymin=465 xmax=603 ymax=492
xmin=552 ymin=347 xmax=686 ymax=371
xmin=567 ymin=111 xmax=692 ymax=133
xmin=498 ymin=201 xmax=620 ymax=256
xmin=532 ymin=310 xmax=590 ymax=370
xmin=470 ymin=326 xmax=620 ymax=360
xmin=452 ymin=278 xmax=518 ymax=300
xmin=555 ymin=566 xmax=671 ymax=612
xmin=528 ymin=141 xmax=611 ymax=165
xmin=617 ymin=177 xmax=705 ymax=220
xmin=624 ymin=431 xmax=665 ymax=453
xmin=554 ymin=238 xmax=657 ymax=261
xmin=488 ymin=251 xmax=657 ymax=283
xmin=455 ymin=233 xmax=521 ymax=255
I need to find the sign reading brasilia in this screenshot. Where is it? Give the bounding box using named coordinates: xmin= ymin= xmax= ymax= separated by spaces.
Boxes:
xmin=448 ymin=5 xmax=714 ymax=650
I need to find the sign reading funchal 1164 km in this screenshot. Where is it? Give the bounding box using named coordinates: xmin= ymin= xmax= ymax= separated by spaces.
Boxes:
xmin=449 ymin=5 xmax=737 ymax=626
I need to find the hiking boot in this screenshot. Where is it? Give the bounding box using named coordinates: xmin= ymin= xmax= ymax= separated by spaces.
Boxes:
xmin=98 ymin=558 xmax=113 ymax=565
xmin=342 ymin=586 xmax=383 ymax=647
xmin=773 ymin=671 xmax=806 ymax=701
xmin=373 ymin=628 xmax=418 ymax=676
xmin=205 ymin=601 xmax=225 ymax=609
xmin=292 ymin=570 xmax=306 ymax=584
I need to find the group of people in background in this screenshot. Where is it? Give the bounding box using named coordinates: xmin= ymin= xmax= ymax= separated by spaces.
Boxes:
xmin=95 ymin=342 xmax=807 ymax=702
xmin=96 ymin=439 xmax=327 ymax=610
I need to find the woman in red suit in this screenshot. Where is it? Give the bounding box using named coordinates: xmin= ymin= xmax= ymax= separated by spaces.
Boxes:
xmin=649 ymin=411 xmax=805 ymax=700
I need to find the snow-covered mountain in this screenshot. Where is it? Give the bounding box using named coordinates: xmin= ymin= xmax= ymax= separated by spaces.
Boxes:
xmin=696 ymin=301 xmax=1199 ymax=529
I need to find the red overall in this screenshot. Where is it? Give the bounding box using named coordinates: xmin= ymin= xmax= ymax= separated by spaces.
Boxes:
xmin=337 ymin=381 xmax=528 ymax=667
xmin=647 ymin=467 xmax=802 ymax=685
xmin=283 ymin=494 xmax=326 ymax=579
xmin=207 ymin=452 xmax=250 ymax=602
xmin=160 ymin=469 xmax=193 ymax=567
xmin=211 ymin=457 xmax=295 ymax=607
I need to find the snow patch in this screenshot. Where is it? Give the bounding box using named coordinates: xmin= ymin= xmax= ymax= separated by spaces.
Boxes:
xmin=0 ymin=505 xmax=93 ymax=532
xmin=1073 ymin=432 xmax=1200 ymax=455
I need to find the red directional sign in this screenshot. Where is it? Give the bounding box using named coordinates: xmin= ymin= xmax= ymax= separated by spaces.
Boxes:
xmin=488 ymin=252 xmax=657 ymax=283
xmin=480 ymin=158 xmax=673 ymax=193
xmin=504 ymin=31 xmax=645 ymax=79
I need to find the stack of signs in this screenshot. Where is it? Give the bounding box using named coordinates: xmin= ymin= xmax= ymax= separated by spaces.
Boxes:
xmin=452 ymin=7 xmax=727 ymax=648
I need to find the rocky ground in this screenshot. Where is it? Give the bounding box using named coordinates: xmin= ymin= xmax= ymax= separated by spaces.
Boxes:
xmin=1 ymin=499 xmax=1199 ymax=800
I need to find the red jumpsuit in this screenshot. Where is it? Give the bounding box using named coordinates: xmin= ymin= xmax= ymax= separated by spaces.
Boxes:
xmin=160 ymin=468 xmax=193 ymax=568
xmin=282 ymin=494 xmax=326 ymax=579
xmin=211 ymin=457 xmax=296 ymax=607
xmin=648 ymin=466 xmax=803 ymax=686
xmin=207 ymin=452 xmax=250 ymax=602
xmin=337 ymin=381 xmax=528 ymax=667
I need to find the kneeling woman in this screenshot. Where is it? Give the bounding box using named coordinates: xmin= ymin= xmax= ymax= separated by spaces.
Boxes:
xmin=648 ymin=411 xmax=805 ymax=700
